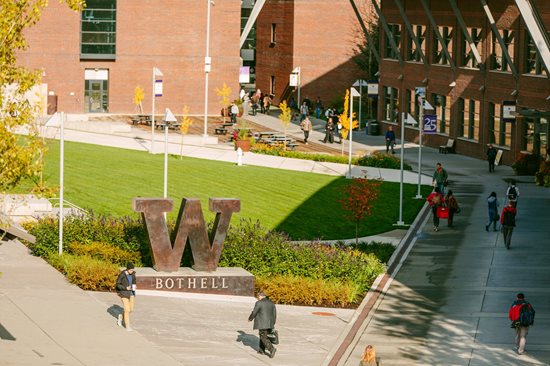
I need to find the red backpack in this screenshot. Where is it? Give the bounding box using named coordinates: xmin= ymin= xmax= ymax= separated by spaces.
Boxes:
xmin=509 ymin=304 xmax=522 ymax=322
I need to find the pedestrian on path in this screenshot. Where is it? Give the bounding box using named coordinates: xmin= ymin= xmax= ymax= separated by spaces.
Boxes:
xmin=336 ymin=120 xmax=343 ymax=143
xmin=248 ymin=291 xmax=277 ymax=358
xmin=427 ymin=187 xmax=444 ymax=231
xmin=323 ymin=118 xmax=335 ymax=143
xmin=385 ymin=126 xmax=396 ymax=154
xmin=360 ymin=344 xmax=379 ymax=365
xmin=487 ymin=144 xmax=497 ymax=172
xmin=315 ymin=96 xmax=323 ymax=119
xmin=116 ymin=262 xmax=136 ymax=331
xmin=300 ymin=115 xmax=312 ymax=144
xmin=432 ymin=163 xmax=449 ymax=195
xmin=300 ymin=102 xmax=309 ymax=122
xmin=485 ymin=192 xmax=499 ymax=232
xmin=508 ymin=293 xmax=535 ymax=355
xmin=444 ymin=190 xmax=459 ymax=227
xmin=506 ymin=181 xmax=519 ymax=208
xmin=500 ymin=201 xmax=517 ymax=250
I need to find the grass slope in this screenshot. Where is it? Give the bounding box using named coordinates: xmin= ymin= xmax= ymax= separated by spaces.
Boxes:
xmin=15 ymin=140 xmax=431 ymax=240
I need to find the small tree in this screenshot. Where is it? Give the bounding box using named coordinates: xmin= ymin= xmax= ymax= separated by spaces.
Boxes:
xmin=278 ymin=100 xmax=292 ymax=150
xmin=338 ymin=177 xmax=381 ymax=244
xmin=133 ymin=85 xmax=144 ymax=114
xmin=179 ymin=105 xmax=193 ymax=159
xmin=339 ymin=89 xmax=359 ymax=155
xmin=214 ymin=83 xmax=232 ymax=123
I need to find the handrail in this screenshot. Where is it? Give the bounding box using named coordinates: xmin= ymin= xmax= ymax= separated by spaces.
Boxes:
xmin=48 ymin=198 xmax=89 ymax=216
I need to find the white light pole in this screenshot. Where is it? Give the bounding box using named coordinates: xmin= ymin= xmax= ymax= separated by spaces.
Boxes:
xmin=397 ymin=112 xmax=406 ymax=226
xmin=415 ymin=87 xmax=425 ymax=199
xmin=203 ymin=0 xmax=213 ymax=138
xmin=59 ymin=112 xmax=64 ymax=254
xmin=353 ymin=79 xmax=368 ymax=128
xmin=347 ymin=87 xmax=361 ymax=178
xmin=163 ymin=108 xmax=177 ymax=199
xmin=151 ymin=67 xmax=163 ymax=153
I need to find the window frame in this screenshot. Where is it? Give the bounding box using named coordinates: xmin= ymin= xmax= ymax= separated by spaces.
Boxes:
xmin=80 ymin=0 xmax=117 ymax=60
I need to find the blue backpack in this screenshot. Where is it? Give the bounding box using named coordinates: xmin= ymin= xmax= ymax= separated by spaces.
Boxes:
xmin=519 ymin=303 xmax=535 ymax=326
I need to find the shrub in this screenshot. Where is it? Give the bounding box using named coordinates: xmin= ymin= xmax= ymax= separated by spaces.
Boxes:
xmin=68 ymin=241 xmax=142 ymax=267
xmin=512 ymin=153 xmax=541 ymax=175
xmin=535 ymin=161 xmax=550 ymax=187
xmin=357 ymin=151 xmax=412 ymax=170
xmin=349 ymin=242 xmax=396 ymax=264
xmin=256 ymin=275 xmax=360 ymax=307
xmin=47 ymin=253 xmax=119 ymax=291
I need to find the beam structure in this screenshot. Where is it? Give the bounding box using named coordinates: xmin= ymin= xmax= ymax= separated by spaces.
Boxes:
xmin=394 ymin=0 xmax=427 ymax=64
xmin=349 ymin=0 xmax=380 ymax=64
xmin=515 ymin=0 xmax=550 ymax=77
xmin=239 ymin=0 xmax=266 ymax=49
xmin=480 ymin=0 xmax=518 ymax=76
xmin=449 ymin=0 xmax=483 ymax=67
xmin=370 ymin=0 xmax=403 ymax=64
xmin=420 ymin=0 xmax=455 ymax=70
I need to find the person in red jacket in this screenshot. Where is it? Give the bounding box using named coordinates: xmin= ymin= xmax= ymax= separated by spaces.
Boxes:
xmin=501 ymin=201 xmax=517 ymax=249
xmin=427 ymin=187 xmax=444 ymax=231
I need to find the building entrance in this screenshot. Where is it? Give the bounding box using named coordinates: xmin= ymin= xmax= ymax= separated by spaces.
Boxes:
xmin=84 ymin=69 xmax=109 ymax=113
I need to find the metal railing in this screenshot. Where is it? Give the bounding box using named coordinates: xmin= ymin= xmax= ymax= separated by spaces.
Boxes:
xmin=48 ymin=198 xmax=89 ymax=216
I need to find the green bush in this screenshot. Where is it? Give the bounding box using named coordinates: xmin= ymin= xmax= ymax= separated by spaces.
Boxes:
xmin=68 ymin=241 xmax=142 ymax=267
xmin=512 ymin=153 xmax=541 ymax=175
xmin=535 ymin=161 xmax=550 ymax=187
xmin=251 ymin=144 xmax=411 ymax=170
xmin=47 ymin=253 xmax=119 ymax=291
xmin=256 ymin=275 xmax=360 ymax=307
xmin=349 ymin=242 xmax=396 ymax=264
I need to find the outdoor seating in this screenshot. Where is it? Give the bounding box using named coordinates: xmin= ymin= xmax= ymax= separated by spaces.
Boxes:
xmin=439 ymin=138 xmax=455 ymax=154
xmin=215 ymin=127 xmax=227 ymax=135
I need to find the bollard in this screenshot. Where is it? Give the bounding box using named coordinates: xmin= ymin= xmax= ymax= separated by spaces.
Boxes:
xmin=237 ymin=147 xmax=243 ymax=166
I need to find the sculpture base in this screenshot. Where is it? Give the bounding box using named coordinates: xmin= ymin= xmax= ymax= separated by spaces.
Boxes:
xmin=135 ymin=267 xmax=255 ymax=296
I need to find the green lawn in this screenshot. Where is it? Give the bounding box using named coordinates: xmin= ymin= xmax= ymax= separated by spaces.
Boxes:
xmin=15 ymin=140 xmax=431 ymax=240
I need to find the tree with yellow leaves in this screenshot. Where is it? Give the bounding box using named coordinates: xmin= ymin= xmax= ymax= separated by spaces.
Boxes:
xmin=214 ymin=83 xmax=232 ymax=123
xmin=179 ymin=105 xmax=193 ymax=159
xmin=338 ymin=89 xmax=359 ymax=155
xmin=278 ymin=100 xmax=292 ymax=150
xmin=133 ymin=85 xmax=144 ymax=114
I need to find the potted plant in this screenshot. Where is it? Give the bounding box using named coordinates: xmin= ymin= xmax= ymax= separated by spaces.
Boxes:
xmin=232 ymin=122 xmax=254 ymax=151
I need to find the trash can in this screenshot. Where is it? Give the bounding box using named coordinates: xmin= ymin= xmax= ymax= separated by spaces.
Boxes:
xmin=369 ymin=121 xmax=379 ymax=135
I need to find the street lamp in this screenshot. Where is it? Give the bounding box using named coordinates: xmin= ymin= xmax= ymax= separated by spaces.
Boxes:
xmin=151 ymin=67 xmax=163 ymax=153
xmin=163 ymin=108 xmax=177 ymax=199
xmin=347 ymin=87 xmax=361 ymax=179
xmin=203 ymin=0 xmax=214 ymax=138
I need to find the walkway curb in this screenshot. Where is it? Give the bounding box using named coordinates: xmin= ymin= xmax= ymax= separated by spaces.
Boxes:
xmin=322 ymin=201 xmax=431 ymax=366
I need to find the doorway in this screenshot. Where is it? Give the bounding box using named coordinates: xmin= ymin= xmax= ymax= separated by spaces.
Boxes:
xmin=84 ymin=69 xmax=109 ymax=113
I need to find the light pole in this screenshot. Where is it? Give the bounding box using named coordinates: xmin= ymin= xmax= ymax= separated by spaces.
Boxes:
xmin=151 ymin=67 xmax=163 ymax=153
xmin=203 ymin=0 xmax=213 ymax=138
xmin=347 ymin=87 xmax=361 ymax=178
xmin=163 ymin=108 xmax=177 ymax=199
xmin=415 ymin=87 xmax=425 ymax=199
xmin=59 ymin=112 xmax=65 ymax=254
xmin=353 ymin=79 xmax=368 ymax=127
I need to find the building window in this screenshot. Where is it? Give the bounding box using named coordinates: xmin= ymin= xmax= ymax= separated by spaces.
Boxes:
xmin=431 ymin=94 xmax=451 ymax=134
xmin=406 ymin=89 xmax=419 ymax=122
xmin=433 ymin=26 xmax=453 ymax=66
xmin=458 ymin=98 xmax=480 ymax=141
xmin=270 ymin=23 xmax=277 ymax=45
xmin=383 ymin=86 xmax=399 ymax=122
xmin=522 ymin=116 xmax=548 ymax=154
xmin=488 ymin=103 xmax=512 ymax=147
xmin=384 ymin=24 xmax=401 ymax=60
xmin=270 ymin=75 xmax=275 ymax=95
xmin=524 ymin=32 xmax=547 ymax=76
xmin=461 ymin=28 xmax=482 ymax=68
xmin=490 ymin=29 xmax=515 ymax=72
xmin=81 ymin=0 xmax=116 ymax=60
xmin=407 ymin=25 xmax=426 ymax=62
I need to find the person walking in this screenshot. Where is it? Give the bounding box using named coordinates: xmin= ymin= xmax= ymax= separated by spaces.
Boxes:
xmin=115 ymin=262 xmax=136 ymax=331
xmin=299 ymin=102 xmax=309 ymax=122
xmin=485 ymin=192 xmax=499 ymax=232
xmin=323 ymin=118 xmax=335 ymax=143
xmin=360 ymin=344 xmax=379 ymax=365
xmin=432 ymin=163 xmax=449 ymax=195
xmin=500 ymin=201 xmax=517 ymax=249
xmin=248 ymin=291 xmax=277 ymax=358
xmin=509 ymin=293 xmax=535 ymax=355
xmin=336 ymin=119 xmax=343 ymax=143
xmin=315 ymin=96 xmax=323 ymax=119
xmin=486 ymin=144 xmax=498 ymax=172
xmin=427 ymin=187 xmax=444 ymax=231
xmin=506 ymin=181 xmax=520 ymax=208
xmin=445 ymin=190 xmax=459 ymax=227
xmin=230 ymin=102 xmax=239 ymax=124
xmin=385 ymin=126 xmax=396 ymax=154
xmin=300 ymin=115 xmax=312 ymax=144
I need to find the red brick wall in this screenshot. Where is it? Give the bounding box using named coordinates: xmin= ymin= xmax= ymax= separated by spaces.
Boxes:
xmin=379 ymin=0 xmax=550 ymax=165
xmin=18 ymin=0 xmax=242 ymax=114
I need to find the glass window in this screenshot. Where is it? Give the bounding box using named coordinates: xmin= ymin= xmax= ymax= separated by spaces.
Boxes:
xmin=490 ymin=29 xmax=515 ymax=72
xmin=406 ymin=89 xmax=419 ymax=122
xmin=522 ymin=116 xmax=548 ymax=154
xmin=458 ymin=98 xmax=480 ymax=141
xmin=81 ymin=0 xmax=116 ymax=59
xmin=384 ymin=24 xmax=401 ymax=60
xmin=433 ymin=26 xmax=453 ymax=66
xmin=271 ymin=23 xmax=277 ymax=44
xmin=489 ymin=103 xmax=512 ymax=147
xmin=383 ymin=86 xmax=399 ymax=122
xmin=524 ymin=32 xmax=547 ymax=76
xmin=407 ymin=25 xmax=426 ymax=62
xmin=431 ymin=94 xmax=451 ymax=134
xmin=461 ymin=28 xmax=482 ymax=68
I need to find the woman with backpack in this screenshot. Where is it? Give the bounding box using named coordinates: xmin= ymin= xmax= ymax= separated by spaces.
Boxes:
xmin=427 ymin=187 xmax=444 ymax=231
xmin=485 ymin=192 xmax=499 ymax=232
xmin=445 ymin=190 xmax=459 ymax=227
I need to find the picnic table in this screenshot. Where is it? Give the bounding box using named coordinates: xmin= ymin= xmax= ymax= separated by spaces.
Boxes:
xmin=255 ymin=131 xmax=276 ymax=142
xmin=135 ymin=114 xmax=152 ymax=125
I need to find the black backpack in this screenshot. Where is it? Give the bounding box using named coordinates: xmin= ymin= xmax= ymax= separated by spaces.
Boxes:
xmin=519 ymin=303 xmax=535 ymax=326
xmin=508 ymin=186 xmax=517 ymax=200
xmin=503 ymin=210 xmax=515 ymax=226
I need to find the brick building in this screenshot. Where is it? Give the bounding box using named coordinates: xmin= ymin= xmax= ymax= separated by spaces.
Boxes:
xmin=255 ymin=0 xmax=374 ymax=107
xmin=18 ymin=0 xmax=242 ymax=115
xmin=378 ymin=0 xmax=550 ymax=165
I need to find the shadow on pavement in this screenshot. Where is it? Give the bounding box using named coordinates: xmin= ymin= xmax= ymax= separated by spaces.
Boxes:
xmin=236 ymin=330 xmax=260 ymax=352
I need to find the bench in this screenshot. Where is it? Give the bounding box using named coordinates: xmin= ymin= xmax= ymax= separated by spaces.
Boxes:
xmin=439 ymin=138 xmax=455 ymax=154
xmin=215 ymin=127 xmax=228 ymax=135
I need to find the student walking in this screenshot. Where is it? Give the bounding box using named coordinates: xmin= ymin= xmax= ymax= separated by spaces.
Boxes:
xmin=360 ymin=345 xmax=379 ymax=365
xmin=445 ymin=190 xmax=459 ymax=227
xmin=432 ymin=163 xmax=449 ymax=195
xmin=300 ymin=115 xmax=312 ymax=144
xmin=427 ymin=187 xmax=444 ymax=231
xmin=323 ymin=118 xmax=335 ymax=143
xmin=506 ymin=181 xmax=520 ymax=208
xmin=485 ymin=192 xmax=499 ymax=231
xmin=508 ymin=293 xmax=535 ymax=355
xmin=299 ymin=102 xmax=309 ymax=121
xmin=385 ymin=126 xmax=396 ymax=154
xmin=115 ymin=262 xmax=136 ymax=331
xmin=500 ymin=201 xmax=517 ymax=249
xmin=487 ymin=144 xmax=498 ymax=172
xmin=248 ymin=292 xmax=277 ymax=358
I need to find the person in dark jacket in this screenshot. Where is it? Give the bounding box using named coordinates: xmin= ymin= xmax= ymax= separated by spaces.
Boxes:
xmin=509 ymin=293 xmax=534 ymax=355
xmin=485 ymin=192 xmax=499 ymax=231
xmin=444 ymin=190 xmax=459 ymax=227
xmin=432 ymin=163 xmax=449 ymax=195
xmin=248 ymin=292 xmax=277 ymax=358
xmin=500 ymin=202 xmax=517 ymax=250
xmin=385 ymin=126 xmax=396 ymax=154
xmin=486 ymin=144 xmax=498 ymax=172
xmin=426 ymin=187 xmax=444 ymax=231
xmin=116 ymin=262 xmax=136 ymax=331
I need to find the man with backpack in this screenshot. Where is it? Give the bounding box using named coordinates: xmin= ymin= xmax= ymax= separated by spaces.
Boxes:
xmin=506 ymin=182 xmax=520 ymax=208
xmin=509 ymin=293 xmax=535 ymax=355
xmin=500 ymin=201 xmax=517 ymax=250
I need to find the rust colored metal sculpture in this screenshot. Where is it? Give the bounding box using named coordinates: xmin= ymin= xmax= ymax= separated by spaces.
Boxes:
xmin=133 ymin=198 xmax=240 ymax=272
